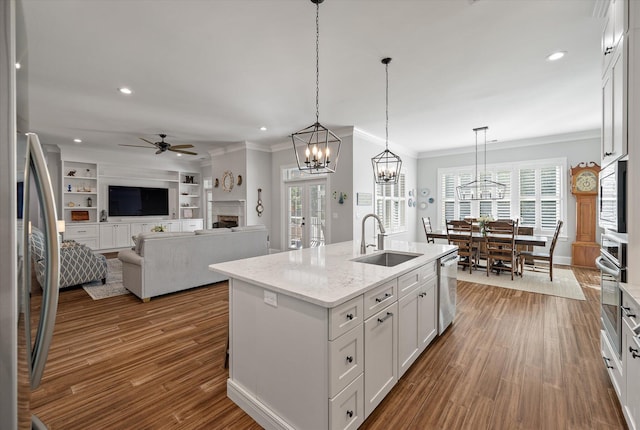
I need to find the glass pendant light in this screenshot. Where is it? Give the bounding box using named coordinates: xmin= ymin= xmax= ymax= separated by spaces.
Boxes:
xmin=372 ymin=57 xmax=402 ymax=184
xmin=456 ymin=126 xmax=506 ymax=200
xmin=291 ymin=0 xmax=341 ymax=174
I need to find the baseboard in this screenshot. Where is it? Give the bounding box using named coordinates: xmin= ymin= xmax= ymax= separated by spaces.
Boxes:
xmin=227 ymin=379 xmax=295 ymax=430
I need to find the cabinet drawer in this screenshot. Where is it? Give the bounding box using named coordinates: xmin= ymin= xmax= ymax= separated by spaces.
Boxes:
xmin=329 ymin=295 xmax=363 ymax=340
xmin=329 ymin=325 xmax=363 ymax=398
xmin=601 ymin=330 xmax=624 ymax=401
xmin=181 ymin=219 xmax=203 ymax=232
xmin=329 ymin=373 xmax=364 ymax=430
xmin=65 ymin=224 xmax=99 ymax=238
xmin=622 ymin=291 xmax=639 ymax=328
xmin=363 ymin=280 xmax=397 ymax=320
xmin=398 ymin=267 xmax=420 ymax=299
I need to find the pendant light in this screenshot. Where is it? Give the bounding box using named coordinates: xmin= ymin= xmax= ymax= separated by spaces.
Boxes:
xmin=291 ymin=0 xmax=341 ymax=174
xmin=372 ymin=57 xmax=402 ymax=184
xmin=456 ymin=126 xmax=506 ymax=200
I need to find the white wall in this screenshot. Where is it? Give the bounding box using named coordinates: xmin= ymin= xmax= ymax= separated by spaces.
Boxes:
xmin=417 ymin=134 xmax=601 ymax=265
xmin=245 ymin=147 xmax=272 ymax=229
xmin=209 ymin=145 xmax=247 ymax=201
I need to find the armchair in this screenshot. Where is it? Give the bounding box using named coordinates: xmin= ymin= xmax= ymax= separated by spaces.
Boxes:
xmin=31 ymin=227 xmax=107 ymax=289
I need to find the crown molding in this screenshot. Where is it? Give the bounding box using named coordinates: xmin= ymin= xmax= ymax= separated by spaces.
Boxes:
xmin=353 ymin=127 xmax=418 ymax=159
xmin=417 ymin=129 xmax=600 ymax=159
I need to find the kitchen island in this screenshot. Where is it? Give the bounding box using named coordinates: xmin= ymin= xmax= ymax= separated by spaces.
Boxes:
xmin=210 ymin=240 xmax=456 ymax=430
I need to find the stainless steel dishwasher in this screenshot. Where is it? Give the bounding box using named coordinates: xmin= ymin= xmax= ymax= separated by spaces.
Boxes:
xmin=439 ymin=251 xmax=458 ymax=334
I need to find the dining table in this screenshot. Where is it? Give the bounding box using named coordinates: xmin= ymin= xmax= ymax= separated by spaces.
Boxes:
xmin=427 ymin=230 xmax=548 ymax=247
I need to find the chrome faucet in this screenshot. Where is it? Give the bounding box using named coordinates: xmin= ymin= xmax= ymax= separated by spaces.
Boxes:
xmin=360 ymin=213 xmax=386 ymax=254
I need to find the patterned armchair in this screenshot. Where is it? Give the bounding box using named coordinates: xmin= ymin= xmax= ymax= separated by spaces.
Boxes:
xmin=30 ymin=227 xmax=107 ymax=289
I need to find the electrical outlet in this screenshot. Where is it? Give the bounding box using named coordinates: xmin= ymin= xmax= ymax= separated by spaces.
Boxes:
xmin=264 ymin=290 xmax=277 ymax=307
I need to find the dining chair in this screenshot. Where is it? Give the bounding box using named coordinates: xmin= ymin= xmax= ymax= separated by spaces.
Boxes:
xmin=518 ymin=220 xmax=563 ymax=281
xmin=484 ymin=219 xmax=518 ymax=280
xmin=446 ymin=219 xmax=476 ymax=273
xmin=422 ymin=216 xmax=435 ymax=243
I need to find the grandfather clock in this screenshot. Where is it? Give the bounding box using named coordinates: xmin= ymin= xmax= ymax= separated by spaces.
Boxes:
xmin=570 ymin=161 xmax=600 ymax=268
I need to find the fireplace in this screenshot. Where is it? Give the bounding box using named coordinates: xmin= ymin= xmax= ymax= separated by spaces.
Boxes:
xmin=211 ymin=200 xmax=246 ymax=228
xmin=216 ymin=215 xmax=239 ymax=228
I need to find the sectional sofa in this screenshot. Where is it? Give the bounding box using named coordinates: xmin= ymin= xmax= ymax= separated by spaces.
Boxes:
xmin=117 ymin=225 xmax=268 ymax=301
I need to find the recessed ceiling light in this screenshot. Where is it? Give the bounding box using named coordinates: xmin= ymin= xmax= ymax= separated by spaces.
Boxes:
xmin=176 ymin=153 xmax=182 ymax=157
xmin=260 ymin=126 xmax=267 ymax=131
xmin=15 ymin=62 xmax=21 ymax=69
xmin=73 ymin=138 xmax=82 ymax=143
xmin=546 ymin=51 xmax=566 ymax=61
xmin=118 ymin=87 xmax=133 ymax=95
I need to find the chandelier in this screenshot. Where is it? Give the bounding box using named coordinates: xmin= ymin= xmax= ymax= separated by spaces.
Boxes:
xmin=372 ymin=57 xmax=402 ymax=184
xmin=291 ymin=0 xmax=341 ymax=174
xmin=456 ymin=127 xmax=506 ymax=200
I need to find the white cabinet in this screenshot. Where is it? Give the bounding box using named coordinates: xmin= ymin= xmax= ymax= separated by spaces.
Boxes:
xmin=99 ymin=223 xmax=131 ymax=249
xmin=417 ymin=277 xmax=438 ymax=350
xmin=624 ymin=326 xmax=640 ymax=430
xmin=602 ymin=330 xmax=624 ymax=400
xmin=181 ymin=218 xmax=203 ymax=232
xmin=130 ymin=221 xmax=181 ymax=236
xmin=162 ymin=220 xmax=182 ymax=232
xmin=623 ymin=290 xmax=640 ymax=429
xmin=602 ymin=0 xmax=627 ymax=70
xmin=226 ymin=258 xmax=441 ymax=429
xmin=364 ymin=301 xmax=398 ymax=418
xmin=130 ymin=223 xmax=159 ymax=236
xmin=398 ymin=287 xmax=421 ymax=378
xmin=601 ymin=37 xmax=627 ymax=167
xmin=64 ymin=223 xmax=99 ymax=249
xmin=397 ymin=265 xmax=438 ymax=378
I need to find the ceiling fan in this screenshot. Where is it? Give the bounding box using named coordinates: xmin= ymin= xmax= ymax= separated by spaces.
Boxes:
xmin=120 ymin=133 xmax=198 ymax=155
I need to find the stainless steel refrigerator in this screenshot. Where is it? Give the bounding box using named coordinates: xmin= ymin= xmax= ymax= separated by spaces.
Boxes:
xmin=1 ymin=2 xmax=61 ymax=428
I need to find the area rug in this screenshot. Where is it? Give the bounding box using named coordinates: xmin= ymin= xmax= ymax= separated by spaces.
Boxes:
xmin=457 ymin=266 xmax=586 ymax=301
xmin=82 ymin=258 xmax=130 ymax=300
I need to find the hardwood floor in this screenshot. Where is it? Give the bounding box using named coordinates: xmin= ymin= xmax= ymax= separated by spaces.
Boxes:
xmin=30 ymin=266 xmax=626 ymax=429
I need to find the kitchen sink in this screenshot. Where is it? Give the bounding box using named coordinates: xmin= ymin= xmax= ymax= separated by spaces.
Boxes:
xmin=352 ymin=251 xmax=422 ymax=267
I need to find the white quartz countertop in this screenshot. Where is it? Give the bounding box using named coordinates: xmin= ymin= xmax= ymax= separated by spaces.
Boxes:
xmin=621 ymin=283 xmax=640 ymax=307
xmin=209 ymin=240 xmax=457 ymax=308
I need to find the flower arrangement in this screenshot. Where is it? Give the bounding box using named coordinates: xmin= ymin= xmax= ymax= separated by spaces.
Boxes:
xmin=478 ymin=215 xmax=494 ymax=236
xmin=151 ymin=225 xmax=166 ymax=233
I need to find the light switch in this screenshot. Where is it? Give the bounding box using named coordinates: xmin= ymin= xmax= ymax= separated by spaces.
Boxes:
xmin=264 ymin=290 xmax=277 ymax=307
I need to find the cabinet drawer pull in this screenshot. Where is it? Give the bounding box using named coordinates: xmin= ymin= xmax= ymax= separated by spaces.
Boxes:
xmin=604 ymin=151 xmax=613 ymax=156
xmin=602 ymin=356 xmax=614 ymax=369
xmin=346 ymin=355 xmax=353 ymax=363
xmin=77 ymin=230 xmax=86 ymax=233
xmin=622 ymin=306 xmax=637 ymax=318
xmin=375 ymin=293 xmax=391 ymax=303
xmin=346 ymin=410 xmax=353 ymax=418
xmin=419 ymin=292 xmax=426 ymax=298
xmin=377 ymin=312 xmax=393 ymax=324
xmin=346 ymin=313 xmax=354 ymax=321
xmin=630 ymin=346 xmax=640 ymax=359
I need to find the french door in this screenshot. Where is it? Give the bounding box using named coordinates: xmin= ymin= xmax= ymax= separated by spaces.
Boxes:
xmin=286 ymin=180 xmax=326 ymax=249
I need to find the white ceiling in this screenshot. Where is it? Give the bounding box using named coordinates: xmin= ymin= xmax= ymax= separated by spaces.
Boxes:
xmin=17 ymin=0 xmax=605 ymax=160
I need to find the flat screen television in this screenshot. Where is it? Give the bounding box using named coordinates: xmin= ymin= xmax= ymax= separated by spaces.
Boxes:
xmin=108 ymin=185 xmax=169 ymax=217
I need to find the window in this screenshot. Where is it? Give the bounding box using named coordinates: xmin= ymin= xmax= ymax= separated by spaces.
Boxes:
xmin=438 ymin=158 xmax=565 ymax=236
xmin=204 ymin=177 xmax=213 ymax=229
xmin=375 ymin=171 xmax=406 ymax=234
